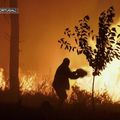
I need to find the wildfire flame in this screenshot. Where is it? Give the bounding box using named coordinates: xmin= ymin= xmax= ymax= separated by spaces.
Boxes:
xmin=0 ymin=59 xmax=120 ymax=102
xmin=74 ymin=22 xmax=120 ymax=102
xmin=20 ymin=72 xmax=38 ymax=95
xmin=19 ymin=71 xmax=54 ymax=95
xmin=76 ymin=59 xmax=120 ymax=102
xmin=0 ymin=68 xmax=8 ymax=91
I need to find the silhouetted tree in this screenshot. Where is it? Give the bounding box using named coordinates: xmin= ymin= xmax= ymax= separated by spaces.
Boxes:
xmin=58 ymin=6 xmax=120 ymax=109
xmin=9 ymin=0 xmax=20 ymax=103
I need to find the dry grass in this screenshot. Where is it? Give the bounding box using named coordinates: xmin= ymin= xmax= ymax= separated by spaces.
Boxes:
xmin=1 ymin=77 xmax=120 ymax=119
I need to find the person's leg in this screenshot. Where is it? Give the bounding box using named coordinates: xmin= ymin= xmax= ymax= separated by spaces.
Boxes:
xmin=54 ymin=88 xmax=67 ymax=105
xmin=58 ymin=89 xmax=67 ymax=105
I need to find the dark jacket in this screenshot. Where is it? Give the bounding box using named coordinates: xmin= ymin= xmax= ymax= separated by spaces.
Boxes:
xmin=52 ymin=63 xmax=79 ymax=90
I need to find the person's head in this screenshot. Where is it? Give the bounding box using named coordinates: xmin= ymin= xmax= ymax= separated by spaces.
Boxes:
xmin=62 ymin=58 xmax=70 ymax=66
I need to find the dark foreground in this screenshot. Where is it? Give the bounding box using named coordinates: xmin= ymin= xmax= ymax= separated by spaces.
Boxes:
xmin=1 ymin=102 xmax=120 ymax=120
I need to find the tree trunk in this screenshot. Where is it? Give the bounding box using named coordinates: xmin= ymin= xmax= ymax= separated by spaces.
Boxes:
xmin=9 ymin=0 xmax=19 ymax=103
xmin=92 ymin=75 xmax=95 ymax=110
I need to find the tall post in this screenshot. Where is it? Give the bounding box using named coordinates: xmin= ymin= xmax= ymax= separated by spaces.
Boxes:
xmin=9 ymin=0 xmax=19 ymax=103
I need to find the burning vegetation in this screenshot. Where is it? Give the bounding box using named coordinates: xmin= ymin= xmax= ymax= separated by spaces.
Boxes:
xmin=1 ymin=58 xmax=120 ymax=105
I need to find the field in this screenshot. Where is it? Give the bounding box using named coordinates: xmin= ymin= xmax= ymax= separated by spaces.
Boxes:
xmin=1 ymin=85 xmax=120 ymax=120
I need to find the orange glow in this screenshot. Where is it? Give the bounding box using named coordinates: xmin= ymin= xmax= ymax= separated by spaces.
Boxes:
xmin=19 ymin=71 xmax=54 ymax=95
xmin=75 ymin=59 xmax=120 ymax=102
xmin=0 ymin=68 xmax=8 ymax=91
xmin=0 ymin=61 xmax=120 ymax=103
xmin=73 ymin=21 xmax=120 ymax=102
xmin=20 ymin=72 xmax=38 ymax=95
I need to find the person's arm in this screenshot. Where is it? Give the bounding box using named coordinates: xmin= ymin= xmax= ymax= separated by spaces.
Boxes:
xmin=68 ymin=69 xmax=80 ymax=79
xmin=68 ymin=68 xmax=87 ymax=79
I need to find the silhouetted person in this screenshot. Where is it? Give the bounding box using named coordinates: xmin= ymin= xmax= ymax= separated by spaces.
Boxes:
xmin=52 ymin=58 xmax=87 ymax=104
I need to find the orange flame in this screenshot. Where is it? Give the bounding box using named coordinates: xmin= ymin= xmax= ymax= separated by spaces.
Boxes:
xmin=0 ymin=58 xmax=120 ymax=103
xmin=76 ymin=59 xmax=120 ymax=102
xmin=20 ymin=72 xmax=38 ymax=95
xmin=0 ymin=68 xmax=8 ymax=91
xmin=19 ymin=71 xmax=54 ymax=96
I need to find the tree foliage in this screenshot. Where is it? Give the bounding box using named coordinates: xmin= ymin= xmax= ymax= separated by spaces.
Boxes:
xmin=58 ymin=6 xmax=120 ymax=76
